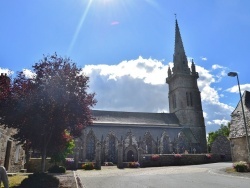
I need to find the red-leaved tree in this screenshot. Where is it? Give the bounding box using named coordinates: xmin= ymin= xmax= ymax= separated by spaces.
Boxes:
xmin=0 ymin=54 xmax=96 ymax=172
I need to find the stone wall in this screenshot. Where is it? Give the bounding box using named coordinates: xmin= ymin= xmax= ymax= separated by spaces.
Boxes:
xmin=230 ymin=137 xmax=249 ymax=162
xmin=0 ymin=126 xmax=25 ymax=172
xmin=139 ymin=154 xmax=231 ymax=168
xmin=25 ymin=158 xmax=55 ymax=173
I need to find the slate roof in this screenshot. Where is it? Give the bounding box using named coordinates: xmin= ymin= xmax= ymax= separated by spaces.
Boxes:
xmin=91 ymin=110 xmax=180 ymax=126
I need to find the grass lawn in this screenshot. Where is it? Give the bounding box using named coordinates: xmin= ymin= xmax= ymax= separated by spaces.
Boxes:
xmin=1 ymin=174 xmax=28 ymax=188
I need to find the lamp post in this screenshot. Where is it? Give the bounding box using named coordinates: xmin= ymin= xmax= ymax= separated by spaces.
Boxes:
xmin=228 ymin=72 xmax=250 ymax=162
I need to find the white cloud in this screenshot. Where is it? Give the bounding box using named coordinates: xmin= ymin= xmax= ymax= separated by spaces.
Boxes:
xmin=226 ymin=84 xmax=250 ymax=93
xmin=212 ymin=64 xmax=225 ymax=70
xmin=201 ymin=57 xmax=207 ymax=61
xmin=83 ymin=57 xmax=233 ymax=133
xmin=22 ymin=69 xmax=36 ymax=79
xmin=0 ymin=68 xmax=14 ymax=76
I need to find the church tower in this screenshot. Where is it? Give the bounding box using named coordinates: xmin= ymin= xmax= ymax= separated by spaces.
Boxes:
xmin=166 ymin=19 xmax=207 ymax=152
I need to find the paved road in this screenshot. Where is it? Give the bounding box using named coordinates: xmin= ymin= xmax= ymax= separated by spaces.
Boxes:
xmin=77 ymin=163 xmax=250 ymax=188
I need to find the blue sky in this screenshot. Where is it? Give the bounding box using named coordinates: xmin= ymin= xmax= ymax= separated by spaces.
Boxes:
xmin=1 ymin=0 xmax=250 ymax=133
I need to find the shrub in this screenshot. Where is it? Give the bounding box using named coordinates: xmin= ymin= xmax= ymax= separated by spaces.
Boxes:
xmin=128 ymin=161 xmax=140 ymax=168
xmin=48 ymin=165 xmax=66 ymax=173
xmin=82 ymin=162 xmax=94 ymax=170
xmin=19 ymin=173 xmax=59 ymax=188
xmin=233 ymin=161 xmax=249 ymax=172
xmin=151 ymin=154 xmax=160 ymax=161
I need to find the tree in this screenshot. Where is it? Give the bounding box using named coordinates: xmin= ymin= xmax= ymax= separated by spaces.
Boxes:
xmin=49 ymin=130 xmax=75 ymax=165
xmin=207 ymin=123 xmax=230 ymax=152
xmin=0 ymin=54 xmax=96 ymax=172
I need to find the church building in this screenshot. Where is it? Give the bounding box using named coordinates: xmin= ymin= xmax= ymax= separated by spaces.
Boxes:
xmin=76 ymin=19 xmax=207 ymax=163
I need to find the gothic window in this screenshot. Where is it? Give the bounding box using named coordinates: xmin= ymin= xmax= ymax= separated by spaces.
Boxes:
xmin=186 ymin=92 xmax=189 ymax=106
xmin=186 ymin=92 xmax=193 ymax=107
xmin=173 ymin=94 xmax=177 ymax=109
xmin=144 ymin=132 xmax=153 ymax=154
xmin=86 ymin=134 xmax=95 ymax=161
xmin=107 ymin=135 xmax=116 ymax=163
xmin=177 ymin=132 xmax=190 ymax=154
xmin=190 ymin=92 xmax=193 ymax=106
xmin=163 ymin=136 xmax=170 ymax=154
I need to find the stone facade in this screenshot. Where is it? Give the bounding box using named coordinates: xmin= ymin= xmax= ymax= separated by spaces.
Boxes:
xmin=0 ymin=73 xmax=25 ymax=172
xmin=211 ymin=136 xmax=231 ymax=156
xmin=229 ymin=90 xmax=250 ymax=162
xmin=0 ymin=126 xmax=25 ymax=172
xmin=74 ymin=19 xmax=207 ymax=164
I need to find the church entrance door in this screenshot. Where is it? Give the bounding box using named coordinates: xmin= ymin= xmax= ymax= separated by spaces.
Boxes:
xmin=127 ymin=150 xmax=135 ymax=162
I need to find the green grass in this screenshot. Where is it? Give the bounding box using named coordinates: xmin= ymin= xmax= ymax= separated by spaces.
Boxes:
xmin=225 ymin=167 xmax=237 ymax=173
xmin=1 ymin=175 xmax=28 ymax=188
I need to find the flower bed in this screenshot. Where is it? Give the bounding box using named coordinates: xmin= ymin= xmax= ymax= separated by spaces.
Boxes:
xmin=128 ymin=161 xmax=140 ymax=168
xmin=174 ymin=154 xmax=182 ymax=159
xmin=151 ymin=154 xmax=160 ymax=161
xmin=233 ymin=161 xmax=249 ymax=172
xmin=205 ymin=154 xmax=212 ymax=159
xmin=82 ymin=162 xmax=95 ymax=170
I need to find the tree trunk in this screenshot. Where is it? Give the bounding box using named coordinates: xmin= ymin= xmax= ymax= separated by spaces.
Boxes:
xmin=41 ymin=145 xmax=47 ymax=172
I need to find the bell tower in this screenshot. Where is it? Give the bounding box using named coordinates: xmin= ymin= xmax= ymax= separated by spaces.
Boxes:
xmin=166 ymin=19 xmax=207 ymax=152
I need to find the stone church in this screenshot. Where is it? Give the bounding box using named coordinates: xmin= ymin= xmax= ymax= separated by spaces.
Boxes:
xmin=76 ymin=19 xmax=207 ymax=163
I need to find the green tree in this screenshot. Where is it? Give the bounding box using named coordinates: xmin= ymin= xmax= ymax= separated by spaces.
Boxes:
xmin=0 ymin=54 xmax=96 ymax=172
xmin=207 ymin=123 xmax=230 ymax=152
xmin=49 ymin=130 xmax=75 ymax=165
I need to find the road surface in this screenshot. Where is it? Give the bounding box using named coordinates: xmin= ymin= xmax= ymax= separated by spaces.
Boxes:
xmin=77 ymin=162 xmax=250 ymax=188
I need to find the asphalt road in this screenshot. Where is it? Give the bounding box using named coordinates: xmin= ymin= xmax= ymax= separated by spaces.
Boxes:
xmin=77 ymin=163 xmax=250 ymax=188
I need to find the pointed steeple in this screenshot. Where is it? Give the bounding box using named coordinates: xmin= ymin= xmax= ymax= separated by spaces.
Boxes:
xmin=172 ymin=19 xmax=190 ymax=74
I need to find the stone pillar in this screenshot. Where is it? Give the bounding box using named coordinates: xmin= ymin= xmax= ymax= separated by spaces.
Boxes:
xmin=95 ymin=142 xmax=101 ymax=170
xmin=117 ymin=142 xmax=123 ymax=169
xmin=137 ymin=147 xmax=143 ymax=163
xmin=74 ymin=150 xmax=79 ymax=169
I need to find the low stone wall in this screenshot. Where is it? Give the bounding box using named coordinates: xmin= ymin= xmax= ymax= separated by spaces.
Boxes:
xmin=25 ymin=158 xmax=55 ymax=173
xmin=139 ymin=154 xmax=231 ymax=168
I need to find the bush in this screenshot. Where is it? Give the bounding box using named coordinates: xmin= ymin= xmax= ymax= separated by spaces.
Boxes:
xmin=18 ymin=173 xmax=59 ymax=188
xmin=233 ymin=161 xmax=249 ymax=172
xmin=48 ymin=165 xmax=66 ymax=173
xmin=82 ymin=162 xmax=94 ymax=170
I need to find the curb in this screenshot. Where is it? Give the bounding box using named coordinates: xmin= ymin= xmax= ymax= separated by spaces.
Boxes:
xmin=73 ymin=171 xmax=85 ymax=188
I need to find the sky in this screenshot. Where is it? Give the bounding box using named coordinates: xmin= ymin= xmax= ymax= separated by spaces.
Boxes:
xmin=1 ymin=0 xmax=250 ymax=134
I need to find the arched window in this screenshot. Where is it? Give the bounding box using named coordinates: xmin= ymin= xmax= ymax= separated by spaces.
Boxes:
xmin=144 ymin=133 xmax=153 ymax=154
xmin=190 ymin=92 xmax=193 ymax=106
xmin=163 ymin=136 xmax=170 ymax=154
xmin=86 ymin=134 xmax=95 ymax=161
xmin=107 ymin=135 xmax=116 ymax=162
xmin=186 ymin=92 xmax=193 ymax=107
xmin=173 ymin=94 xmax=177 ymax=109
xmin=186 ymin=92 xmax=189 ymax=106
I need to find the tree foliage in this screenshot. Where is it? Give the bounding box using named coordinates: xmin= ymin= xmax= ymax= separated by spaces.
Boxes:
xmin=0 ymin=54 xmax=96 ymax=172
xmin=49 ymin=130 xmax=75 ymax=164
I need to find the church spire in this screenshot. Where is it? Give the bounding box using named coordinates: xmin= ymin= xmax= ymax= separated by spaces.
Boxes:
xmin=172 ymin=19 xmax=190 ymax=74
